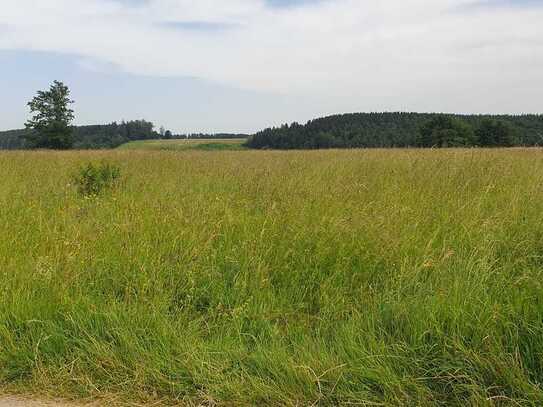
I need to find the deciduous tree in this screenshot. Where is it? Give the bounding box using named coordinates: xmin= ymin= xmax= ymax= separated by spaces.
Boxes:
xmin=25 ymin=81 xmax=75 ymax=149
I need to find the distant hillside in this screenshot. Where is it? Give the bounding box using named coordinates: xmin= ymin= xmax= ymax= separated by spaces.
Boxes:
xmin=246 ymin=112 xmax=543 ymax=149
xmin=0 ymin=120 xmax=158 ymax=150
xmin=0 ymin=124 xmax=249 ymax=150
xmin=183 ymin=133 xmax=249 ymax=140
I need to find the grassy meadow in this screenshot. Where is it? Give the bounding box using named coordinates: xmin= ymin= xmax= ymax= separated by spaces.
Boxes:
xmin=118 ymin=138 xmax=247 ymax=151
xmin=1 ymin=147 xmax=543 ymax=405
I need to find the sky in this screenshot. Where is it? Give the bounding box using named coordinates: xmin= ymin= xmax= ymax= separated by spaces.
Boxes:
xmin=0 ymin=0 xmax=542 ymax=133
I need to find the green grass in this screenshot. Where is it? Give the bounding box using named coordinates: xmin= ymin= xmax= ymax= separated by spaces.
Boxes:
xmin=119 ymin=138 xmax=247 ymax=151
xmin=1 ymin=148 xmax=543 ymax=405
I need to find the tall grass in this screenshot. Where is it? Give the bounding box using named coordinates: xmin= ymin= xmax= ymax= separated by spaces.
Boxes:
xmin=1 ymin=149 xmax=543 ymax=405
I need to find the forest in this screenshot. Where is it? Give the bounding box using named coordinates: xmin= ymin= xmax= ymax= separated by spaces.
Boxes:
xmin=246 ymin=113 xmax=543 ymax=149
xmin=0 ymin=125 xmax=248 ymax=150
xmin=0 ymin=120 xmax=158 ymax=150
xmin=3 ymin=112 xmax=543 ymax=151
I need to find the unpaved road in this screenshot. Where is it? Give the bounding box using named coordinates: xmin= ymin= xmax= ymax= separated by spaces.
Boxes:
xmin=0 ymin=397 xmax=87 ymax=407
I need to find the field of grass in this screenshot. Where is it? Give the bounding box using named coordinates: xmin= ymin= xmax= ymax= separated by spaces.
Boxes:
xmin=1 ymin=148 xmax=543 ymax=405
xmin=119 ymin=138 xmax=247 ymax=151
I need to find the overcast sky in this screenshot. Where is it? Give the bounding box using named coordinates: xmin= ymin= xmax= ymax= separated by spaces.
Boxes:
xmin=1 ymin=0 xmax=542 ymax=133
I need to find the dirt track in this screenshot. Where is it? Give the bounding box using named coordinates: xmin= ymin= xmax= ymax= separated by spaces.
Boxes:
xmin=0 ymin=397 xmax=84 ymax=407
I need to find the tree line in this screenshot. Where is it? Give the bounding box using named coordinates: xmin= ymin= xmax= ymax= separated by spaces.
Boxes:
xmin=246 ymin=112 xmax=543 ymax=149
xmin=0 ymin=81 xmax=160 ymax=150
xmin=0 ymin=81 xmax=247 ymax=150
xmin=0 ymin=123 xmax=247 ymax=150
xmin=3 ymin=82 xmax=541 ymax=151
xmin=0 ymin=120 xmax=159 ymax=150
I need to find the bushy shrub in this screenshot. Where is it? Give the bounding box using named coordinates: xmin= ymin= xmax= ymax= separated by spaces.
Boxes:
xmin=72 ymin=161 xmax=121 ymax=196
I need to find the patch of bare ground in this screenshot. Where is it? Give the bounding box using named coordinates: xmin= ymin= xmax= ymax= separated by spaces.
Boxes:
xmin=0 ymin=396 xmax=99 ymax=407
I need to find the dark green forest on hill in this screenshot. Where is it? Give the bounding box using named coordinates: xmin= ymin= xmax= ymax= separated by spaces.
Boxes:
xmin=3 ymin=112 xmax=543 ymax=150
xmin=246 ymin=113 xmax=543 ymax=149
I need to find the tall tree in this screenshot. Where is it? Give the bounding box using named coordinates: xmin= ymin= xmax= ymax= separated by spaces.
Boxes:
xmin=25 ymin=81 xmax=75 ymax=149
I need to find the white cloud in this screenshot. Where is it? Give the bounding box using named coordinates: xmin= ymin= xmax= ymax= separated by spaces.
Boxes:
xmin=0 ymin=0 xmax=542 ymax=110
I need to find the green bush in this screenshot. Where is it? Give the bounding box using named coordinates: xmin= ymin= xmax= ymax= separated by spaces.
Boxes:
xmin=72 ymin=161 xmax=121 ymax=196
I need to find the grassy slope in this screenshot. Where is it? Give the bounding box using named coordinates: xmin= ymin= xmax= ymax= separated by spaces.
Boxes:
xmin=1 ymin=149 xmax=543 ymax=405
xmin=118 ymin=139 xmax=247 ymax=151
